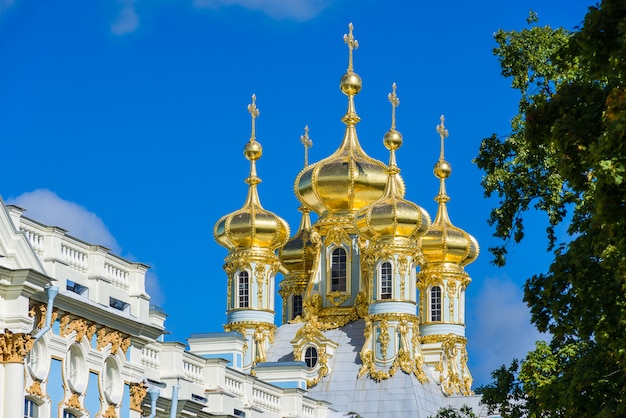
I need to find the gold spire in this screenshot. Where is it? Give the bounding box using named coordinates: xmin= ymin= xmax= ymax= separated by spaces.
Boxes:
xmin=384 ymin=83 xmax=402 ymax=171
xmin=433 ymin=115 xmax=452 ymax=204
xmin=295 ymin=23 xmax=397 ymax=224
xmin=420 ymin=116 xmax=478 ymax=267
xmin=355 ymin=84 xmax=430 ymax=243
xmin=300 ymin=125 xmax=312 ymax=167
xmin=214 ymin=95 xmax=290 ymax=252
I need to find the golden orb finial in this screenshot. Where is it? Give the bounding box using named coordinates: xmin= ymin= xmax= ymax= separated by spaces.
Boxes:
xmin=300 ymin=125 xmax=313 ymax=167
xmin=384 ymin=83 xmax=403 ymax=153
xmin=340 ymin=23 xmax=362 ymax=96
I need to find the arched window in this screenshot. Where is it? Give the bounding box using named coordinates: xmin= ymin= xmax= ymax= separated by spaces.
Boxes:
xmin=292 ymin=295 xmax=303 ymax=319
xmin=330 ymin=248 xmax=347 ymax=292
xmin=430 ymin=286 xmax=442 ymax=321
xmin=238 ymin=271 xmax=249 ymax=308
xmin=380 ymin=262 xmax=392 ymax=299
xmin=304 ymin=346 xmax=318 ymax=368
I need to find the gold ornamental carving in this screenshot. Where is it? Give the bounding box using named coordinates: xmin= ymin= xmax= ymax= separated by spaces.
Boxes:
xmin=96 ymin=328 xmax=131 ymax=355
xmin=358 ymin=314 xmax=428 ymax=383
xmin=377 ymin=319 xmax=390 ymax=360
xmin=302 ymin=293 xmax=322 ymax=320
xmin=29 ymin=304 xmax=58 ymax=330
xmin=324 ymin=228 xmax=350 ymax=247
xmin=354 ymin=291 xmax=368 ymax=318
xmin=306 ymin=346 xmax=329 ymax=388
xmin=102 ymin=404 xmax=118 ymax=418
xmin=65 ymin=392 xmax=83 ymax=411
xmin=129 ymin=382 xmax=147 ymax=412
xmin=27 ymin=380 xmax=45 ymax=398
xmin=59 ymin=315 xmax=97 ymax=343
xmin=255 ymin=264 xmax=266 ymax=306
xmin=326 ymin=290 xmax=350 ymax=307
xmin=0 ymin=329 xmax=34 ymax=363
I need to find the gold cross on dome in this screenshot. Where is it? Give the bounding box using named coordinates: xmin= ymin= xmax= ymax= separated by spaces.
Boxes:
xmin=343 ymin=23 xmax=359 ymax=72
xmin=436 ymin=115 xmax=449 ymax=160
xmin=248 ymin=94 xmax=260 ymax=140
xmin=388 ymin=83 xmax=400 ymax=130
xmin=300 ymin=125 xmax=313 ymax=167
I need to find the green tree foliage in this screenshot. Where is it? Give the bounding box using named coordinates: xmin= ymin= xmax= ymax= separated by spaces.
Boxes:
xmin=429 ymin=405 xmax=476 ymax=418
xmin=475 ymin=1 xmax=626 ymax=415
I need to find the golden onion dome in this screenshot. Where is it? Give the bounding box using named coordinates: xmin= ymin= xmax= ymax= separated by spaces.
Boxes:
xmin=214 ymin=95 xmax=290 ymax=252
xmin=279 ymin=128 xmax=317 ymax=274
xmin=294 ymin=23 xmax=404 ymax=220
xmin=420 ymin=116 xmax=479 ymax=266
xmin=279 ymin=206 xmax=317 ymax=274
xmin=355 ymin=83 xmax=430 ymax=244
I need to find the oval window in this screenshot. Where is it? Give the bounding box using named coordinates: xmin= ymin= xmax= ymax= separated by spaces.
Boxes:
xmin=304 ymin=346 xmax=318 ymax=368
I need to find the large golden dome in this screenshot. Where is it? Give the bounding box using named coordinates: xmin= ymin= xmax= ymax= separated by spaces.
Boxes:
xmin=355 ymin=84 xmax=430 ymax=245
xmin=214 ymin=95 xmax=290 ymax=252
xmin=420 ymin=117 xmax=478 ymax=266
xmin=294 ymin=24 xmax=404 ymax=221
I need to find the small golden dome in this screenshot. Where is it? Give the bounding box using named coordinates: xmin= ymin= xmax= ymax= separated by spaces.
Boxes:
xmin=420 ymin=116 xmax=479 ymax=266
xmin=355 ymin=83 xmax=430 ymax=244
xmin=279 ymin=207 xmax=317 ymax=274
xmin=214 ymin=95 xmax=290 ymax=252
xmin=294 ymin=24 xmax=403 ymax=219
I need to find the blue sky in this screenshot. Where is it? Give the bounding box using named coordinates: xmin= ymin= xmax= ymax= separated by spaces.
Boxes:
xmin=0 ymin=0 xmax=591 ymax=386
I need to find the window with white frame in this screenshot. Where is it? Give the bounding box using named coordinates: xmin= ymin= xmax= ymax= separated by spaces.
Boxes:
xmin=431 ymin=286 xmax=442 ymax=321
xmin=292 ymin=295 xmax=303 ymax=319
xmin=330 ymin=248 xmax=347 ymax=292
xmin=237 ymin=271 xmax=250 ymax=308
xmin=304 ymin=346 xmax=318 ymax=368
xmin=24 ymin=399 xmax=38 ymax=418
xmin=380 ymin=262 xmax=392 ymax=299
xmin=62 ymin=411 xmax=77 ymax=418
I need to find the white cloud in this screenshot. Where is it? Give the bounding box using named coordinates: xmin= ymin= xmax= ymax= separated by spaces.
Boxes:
xmin=145 ymin=270 xmax=165 ymax=307
xmin=193 ymin=0 xmax=332 ymax=21
xmin=8 ymin=189 xmax=121 ymax=253
xmin=468 ymin=275 xmax=547 ymax=386
xmin=111 ymin=0 xmax=139 ymax=35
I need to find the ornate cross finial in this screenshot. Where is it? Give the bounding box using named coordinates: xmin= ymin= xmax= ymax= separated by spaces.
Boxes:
xmin=343 ymin=22 xmax=359 ymax=73
xmin=436 ymin=114 xmax=449 ymax=160
xmin=300 ymin=125 xmax=313 ymax=167
xmin=248 ymin=94 xmax=260 ymax=141
xmin=388 ymin=82 xmax=400 ymax=131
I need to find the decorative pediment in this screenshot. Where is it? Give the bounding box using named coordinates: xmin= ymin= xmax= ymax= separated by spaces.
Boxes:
xmin=291 ymin=316 xmax=338 ymax=388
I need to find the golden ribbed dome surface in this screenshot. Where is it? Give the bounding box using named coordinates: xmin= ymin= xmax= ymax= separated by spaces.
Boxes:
xmin=420 ymin=211 xmax=479 ymax=266
xmin=214 ymin=95 xmax=290 ymax=252
xmin=279 ymin=207 xmax=316 ymax=274
xmin=355 ymin=83 xmax=430 ymax=244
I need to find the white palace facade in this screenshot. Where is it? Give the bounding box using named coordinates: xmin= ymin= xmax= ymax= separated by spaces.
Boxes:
xmin=0 ymin=24 xmax=487 ymax=418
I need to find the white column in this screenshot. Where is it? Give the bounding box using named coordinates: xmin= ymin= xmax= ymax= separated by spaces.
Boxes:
xmin=3 ymin=362 xmax=25 ymax=418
